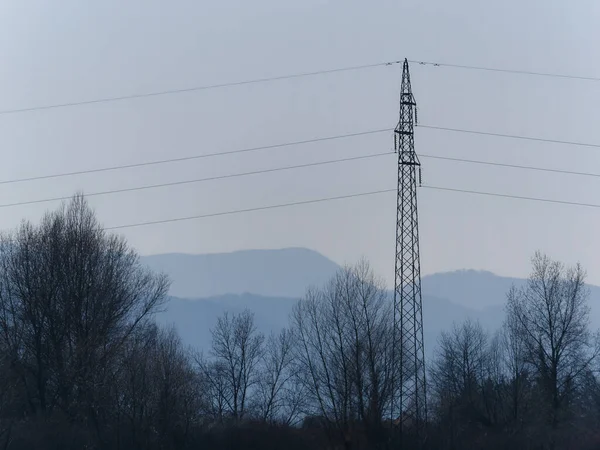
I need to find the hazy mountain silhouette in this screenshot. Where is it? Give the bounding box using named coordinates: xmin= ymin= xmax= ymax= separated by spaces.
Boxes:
xmin=156 ymin=293 xmax=505 ymax=360
xmin=421 ymin=269 xmax=600 ymax=322
xmin=148 ymin=248 xmax=600 ymax=358
xmin=142 ymin=247 xmax=339 ymax=299
xmin=421 ymin=269 xmax=526 ymax=310
xmin=143 ymin=248 xmax=525 ymax=309
xmin=156 ymin=294 xmax=298 ymax=356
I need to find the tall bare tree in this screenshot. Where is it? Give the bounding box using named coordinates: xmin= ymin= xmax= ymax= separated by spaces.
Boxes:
xmin=114 ymin=323 xmax=157 ymax=448
xmin=481 ymin=330 xmax=505 ymax=426
xmin=210 ymin=309 xmax=264 ymax=421
xmin=256 ymin=328 xmax=304 ymax=425
xmin=0 ymin=195 xmax=170 ymax=427
xmin=502 ymin=287 xmax=531 ymax=426
xmin=430 ymin=319 xmax=489 ymax=415
xmin=291 ymin=260 xmax=394 ymax=449
xmin=197 ymin=357 xmax=230 ymax=422
xmin=429 ymin=319 xmax=510 ymax=450
xmin=114 ymin=323 xmax=200 ymax=450
xmin=506 ymin=252 xmax=600 ymax=441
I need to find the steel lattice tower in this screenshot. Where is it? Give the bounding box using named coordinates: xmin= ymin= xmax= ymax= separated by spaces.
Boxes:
xmin=392 ymin=59 xmax=427 ymax=443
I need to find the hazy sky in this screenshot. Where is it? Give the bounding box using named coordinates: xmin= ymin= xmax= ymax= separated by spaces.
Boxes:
xmin=0 ymin=0 xmax=599 ymax=287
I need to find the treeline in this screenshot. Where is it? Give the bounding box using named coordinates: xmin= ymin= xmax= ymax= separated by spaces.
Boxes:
xmin=0 ymin=196 xmax=600 ymax=450
xmin=428 ymin=253 xmax=600 ymax=450
xmin=0 ymin=196 xmax=396 ymax=450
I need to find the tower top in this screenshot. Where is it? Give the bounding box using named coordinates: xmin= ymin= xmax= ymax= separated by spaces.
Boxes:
xmin=400 ymin=59 xmax=416 ymax=107
xmin=394 ymin=59 xmax=419 ymax=167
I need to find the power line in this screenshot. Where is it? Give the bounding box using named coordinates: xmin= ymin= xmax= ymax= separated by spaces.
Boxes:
xmin=7 ymin=125 xmax=600 ymax=185
xmin=409 ymin=60 xmax=600 ymax=82
xmin=0 ymin=152 xmax=389 ymax=210
xmin=418 ymin=124 xmax=600 ymax=150
xmin=105 ymin=184 xmax=600 ymax=231
xmin=3 ymin=57 xmax=598 ymax=118
xmin=0 ymin=128 xmax=390 ymax=186
xmin=1 ymin=123 xmax=598 ymax=208
xmin=0 ymin=61 xmax=402 ymax=116
xmin=422 ymin=185 xmax=600 ymax=209
xmin=105 ymin=188 xmax=397 ymax=230
xmin=6 ymin=148 xmax=600 ymax=212
xmin=6 ymin=124 xmax=600 ymax=188
xmin=420 ymin=154 xmax=600 ymax=179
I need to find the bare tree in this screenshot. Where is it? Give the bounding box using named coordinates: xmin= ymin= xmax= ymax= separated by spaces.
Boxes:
xmin=114 ymin=323 xmax=200 ymax=449
xmin=196 ymin=357 xmax=230 ymax=422
xmin=153 ymin=326 xmax=201 ymax=448
xmin=210 ymin=309 xmax=264 ymax=421
xmin=0 ymin=195 xmax=170 ymax=427
xmin=114 ymin=323 xmax=158 ymax=449
xmin=429 ymin=319 xmax=497 ymax=450
xmin=430 ymin=319 xmax=489 ymax=413
xmin=256 ymin=328 xmax=303 ymax=424
xmin=502 ymin=287 xmax=531 ymax=426
xmin=339 ymin=260 xmax=394 ymax=447
xmin=480 ymin=330 xmax=505 ymax=426
xmin=506 ymin=252 xmax=600 ymax=439
xmin=291 ymin=260 xmax=394 ymax=449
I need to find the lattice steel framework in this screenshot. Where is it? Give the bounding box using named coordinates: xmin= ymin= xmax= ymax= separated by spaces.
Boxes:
xmin=392 ymin=58 xmax=427 ymax=444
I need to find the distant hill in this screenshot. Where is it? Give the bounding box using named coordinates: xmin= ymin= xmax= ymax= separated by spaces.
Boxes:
xmin=422 ymin=269 xmax=600 ymax=322
xmin=146 ymin=248 xmax=600 ymax=359
xmin=141 ymin=248 xmax=339 ymax=299
xmin=142 ymin=248 xmax=525 ymax=309
xmin=155 ymin=293 xmax=505 ymax=360
xmin=156 ymin=294 xmax=298 ymax=356
xmin=421 ymin=270 xmax=526 ymax=310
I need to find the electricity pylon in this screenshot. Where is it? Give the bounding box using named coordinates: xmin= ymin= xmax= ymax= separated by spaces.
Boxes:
xmin=392 ymin=58 xmax=427 ymax=446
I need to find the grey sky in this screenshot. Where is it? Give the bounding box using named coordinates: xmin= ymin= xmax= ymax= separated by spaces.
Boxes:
xmin=0 ymin=0 xmax=599 ymax=287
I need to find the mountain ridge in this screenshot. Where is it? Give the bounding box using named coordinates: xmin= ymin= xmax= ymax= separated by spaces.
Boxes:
xmin=145 ymin=248 xmax=600 ymax=358
xmin=142 ymin=247 xmax=600 ymax=310
xmin=141 ymin=247 xmax=340 ymax=299
xmin=156 ymin=292 xmax=506 ymax=360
